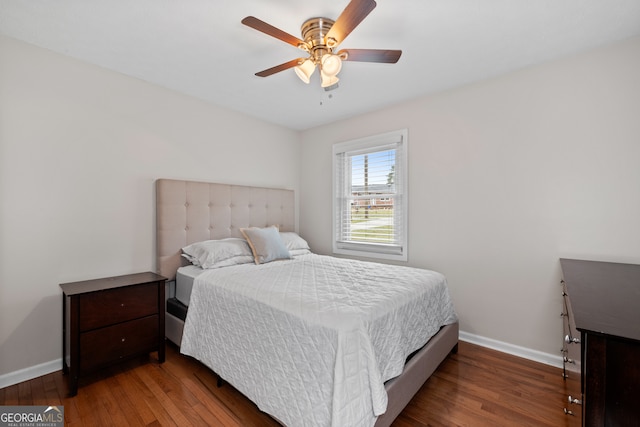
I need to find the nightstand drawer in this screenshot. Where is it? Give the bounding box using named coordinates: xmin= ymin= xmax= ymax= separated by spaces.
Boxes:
xmin=79 ymin=315 xmax=159 ymax=373
xmin=79 ymin=283 xmax=158 ymax=331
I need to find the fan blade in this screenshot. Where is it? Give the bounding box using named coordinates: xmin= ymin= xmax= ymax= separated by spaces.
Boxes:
xmin=325 ymin=0 xmax=377 ymax=47
xmin=242 ymin=16 xmax=306 ymax=49
xmin=339 ymin=49 xmax=402 ymax=63
xmin=255 ymin=58 xmax=304 ymax=77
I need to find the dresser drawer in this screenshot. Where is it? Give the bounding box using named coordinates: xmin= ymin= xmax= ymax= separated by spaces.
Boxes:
xmin=79 ymin=315 xmax=159 ymax=373
xmin=79 ymin=283 xmax=158 ymax=331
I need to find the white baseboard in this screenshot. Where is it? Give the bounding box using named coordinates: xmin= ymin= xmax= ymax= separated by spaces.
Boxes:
xmin=459 ymin=330 xmax=564 ymax=369
xmin=0 ymin=333 xmax=564 ymax=389
xmin=0 ymin=359 xmax=62 ymax=389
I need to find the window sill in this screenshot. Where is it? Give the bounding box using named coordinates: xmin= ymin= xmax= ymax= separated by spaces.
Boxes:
xmin=333 ymin=242 xmax=407 ymax=262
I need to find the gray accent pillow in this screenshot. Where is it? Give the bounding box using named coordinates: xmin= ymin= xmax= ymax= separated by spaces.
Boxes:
xmin=241 ymin=226 xmax=292 ymax=264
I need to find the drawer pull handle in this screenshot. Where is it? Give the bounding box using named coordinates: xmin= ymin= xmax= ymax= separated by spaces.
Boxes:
xmin=565 ymin=334 xmax=580 ymax=344
xmin=121 ymin=303 xmax=125 ymax=307
xmin=568 ymin=396 xmax=582 ymax=405
xmin=121 ymin=338 xmax=126 ymax=342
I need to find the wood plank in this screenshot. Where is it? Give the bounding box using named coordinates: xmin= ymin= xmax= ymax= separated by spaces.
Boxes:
xmin=101 ymin=375 xmax=146 ymax=427
xmin=182 ymin=376 xmax=244 ymax=427
xmin=114 ymin=369 xmax=159 ymax=425
xmin=2 ymin=384 xmax=19 ymax=405
xmin=17 ymin=380 xmax=31 ymax=404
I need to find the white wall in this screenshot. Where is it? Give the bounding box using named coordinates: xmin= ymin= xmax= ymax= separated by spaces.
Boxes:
xmin=0 ymin=35 xmax=300 ymax=381
xmin=299 ymin=36 xmax=640 ymax=358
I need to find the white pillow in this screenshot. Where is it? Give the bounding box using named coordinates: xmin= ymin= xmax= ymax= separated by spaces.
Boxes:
xmin=182 ymin=238 xmax=254 ymax=269
xmin=279 ymin=232 xmax=311 ymax=251
xmin=181 ymin=253 xmax=201 ymax=266
xmin=240 ymin=226 xmax=292 ymax=264
xmin=289 ymin=248 xmax=312 ymax=257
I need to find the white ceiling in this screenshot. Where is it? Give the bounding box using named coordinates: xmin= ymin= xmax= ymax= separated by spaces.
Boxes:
xmin=2 ymin=0 xmax=640 ymax=130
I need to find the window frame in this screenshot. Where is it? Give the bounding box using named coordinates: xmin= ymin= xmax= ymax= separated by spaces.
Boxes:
xmin=332 ymin=129 xmax=408 ymax=261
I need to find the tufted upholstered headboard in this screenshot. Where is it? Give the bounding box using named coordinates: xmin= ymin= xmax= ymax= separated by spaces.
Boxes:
xmin=156 ymin=179 xmax=295 ymax=280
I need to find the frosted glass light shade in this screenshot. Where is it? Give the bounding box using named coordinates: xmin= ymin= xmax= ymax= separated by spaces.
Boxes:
xmin=294 ymin=59 xmax=315 ymax=84
xmin=321 ymin=54 xmax=342 ymax=76
xmin=321 ymin=70 xmax=339 ymax=88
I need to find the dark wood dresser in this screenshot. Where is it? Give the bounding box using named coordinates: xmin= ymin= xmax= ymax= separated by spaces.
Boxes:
xmin=60 ymin=272 xmax=166 ymax=396
xmin=560 ymin=259 xmax=640 ymax=427
xmin=561 ymin=275 xmax=582 ymax=424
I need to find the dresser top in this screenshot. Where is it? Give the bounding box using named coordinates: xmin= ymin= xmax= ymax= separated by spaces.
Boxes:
xmin=560 ymin=258 xmax=640 ymax=342
xmin=60 ymin=271 xmax=166 ymax=296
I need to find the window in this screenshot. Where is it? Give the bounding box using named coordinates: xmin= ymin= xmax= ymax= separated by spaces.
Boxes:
xmin=333 ymin=129 xmax=408 ymax=261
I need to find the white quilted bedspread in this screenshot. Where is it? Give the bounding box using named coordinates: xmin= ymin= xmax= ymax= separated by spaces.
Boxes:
xmin=180 ymin=254 xmax=457 ymax=427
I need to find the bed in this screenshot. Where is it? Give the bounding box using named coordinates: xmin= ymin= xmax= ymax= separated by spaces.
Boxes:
xmin=156 ymin=178 xmax=459 ymax=427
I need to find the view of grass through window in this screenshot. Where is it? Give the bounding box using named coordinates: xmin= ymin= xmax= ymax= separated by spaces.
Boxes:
xmin=349 ymin=149 xmax=395 ymax=244
xmin=350 ymin=207 xmax=394 ymax=243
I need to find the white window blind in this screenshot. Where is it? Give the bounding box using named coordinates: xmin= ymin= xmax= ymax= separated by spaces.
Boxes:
xmin=333 ymin=129 xmax=408 ymax=261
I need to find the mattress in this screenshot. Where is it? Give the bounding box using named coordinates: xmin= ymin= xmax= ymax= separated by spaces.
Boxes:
xmin=175 ymin=265 xmax=204 ymax=306
xmin=180 ymin=253 xmax=457 ymax=427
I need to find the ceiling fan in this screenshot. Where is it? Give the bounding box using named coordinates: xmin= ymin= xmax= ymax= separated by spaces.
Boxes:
xmin=241 ymin=0 xmax=402 ymax=88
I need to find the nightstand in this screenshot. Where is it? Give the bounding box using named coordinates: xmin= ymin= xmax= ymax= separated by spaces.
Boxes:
xmin=60 ymin=272 xmax=166 ymax=396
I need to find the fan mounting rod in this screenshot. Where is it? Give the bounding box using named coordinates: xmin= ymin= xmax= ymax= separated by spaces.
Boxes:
xmin=300 ymin=17 xmax=336 ymax=61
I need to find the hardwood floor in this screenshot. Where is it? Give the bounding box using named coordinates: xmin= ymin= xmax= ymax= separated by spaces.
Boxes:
xmin=0 ymin=341 xmax=578 ymax=426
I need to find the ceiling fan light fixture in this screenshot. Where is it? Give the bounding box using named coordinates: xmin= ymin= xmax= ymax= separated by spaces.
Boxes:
xmin=294 ymin=59 xmax=316 ymax=84
xmin=242 ymin=0 xmax=402 ymax=87
xmin=320 ymin=70 xmax=339 ymax=88
xmin=321 ymin=53 xmax=342 ymax=77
